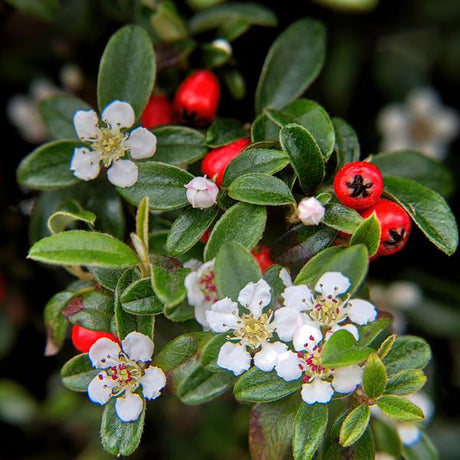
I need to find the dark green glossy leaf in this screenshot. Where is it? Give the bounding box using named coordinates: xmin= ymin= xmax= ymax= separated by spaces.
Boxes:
xmin=358 ymin=316 xmax=392 ymax=347
xmin=61 ymin=353 xmax=97 ymax=392
xmin=383 ymin=336 xmax=431 ymax=375
xmin=251 ymin=113 xmax=280 ymax=143
xmin=322 ymin=203 xmax=363 ymax=234
xmin=206 ymin=118 xmax=247 ymax=147
xmin=333 ymin=118 xmax=360 ymax=169
xmin=151 ymin=263 xmax=189 ymax=308
xmin=44 ymin=291 xmax=72 ymax=356
xmin=385 ymin=369 xmax=427 ymax=396
xmin=47 ymin=200 xmax=96 ymax=234
xmin=322 ymin=330 xmax=373 ymax=368
xmin=89 ymin=267 xmax=126 ymax=292
xmin=350 ymin=213 xmax=381 ymax=257
xmin=295 ymin=246 xmax=344 ymax=285
xmin=120 ymin=278 xmax=163 ymax=315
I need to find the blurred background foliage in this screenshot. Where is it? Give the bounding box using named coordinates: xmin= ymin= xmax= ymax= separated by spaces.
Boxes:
xmin=0 ymin=0 xmax=459 ymax=458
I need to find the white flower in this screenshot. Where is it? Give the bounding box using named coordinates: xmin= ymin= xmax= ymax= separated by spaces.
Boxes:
xmin=206 ymin=280 xmax=289 ymax=376
xmin=297 ymin=197 xmax=325 ymax=226
xmin=276 ymin=324 xmax=363 ymax=404
xmin=377 ymin=87 xmax=459 ymax=160
xmin=185 ymin=176 xmax=218 ymax=209
xmin=278 ymin=271 xmax=377 ymax=340
xmin=184 ymin=259 xmax=218 ymax=329
xmin=87 ymin=332 xmax=166 ymax=422
xmin=71 ymin=100 xmax=157 ymax=187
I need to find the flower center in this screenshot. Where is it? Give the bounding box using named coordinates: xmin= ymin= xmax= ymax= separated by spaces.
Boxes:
xmin=234 ymin=313 xmax=273 ymax=349
xmin=103 ymin=353 xmax=144 ymax=394
xmin=199 ymin=268 xmax=218 ymax=303
xmin=409 ymin=115 xmax=432 ymax=143
xmin=297 ymin=347 xmax=332 ymax=383
xmin=92 ymin=127 xmax=127 ymax=165
xmin=308 ymin=294 xmax=349 ymax=327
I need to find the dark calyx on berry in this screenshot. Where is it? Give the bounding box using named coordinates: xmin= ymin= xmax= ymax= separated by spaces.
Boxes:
xmin=346 ymin=174 xmax=373 ymax=198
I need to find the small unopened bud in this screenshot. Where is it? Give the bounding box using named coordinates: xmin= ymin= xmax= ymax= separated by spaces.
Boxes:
xmin=297 ymin=197 xmax=325 ymax=225
xmin=185 ymin=176 xmax=218 ymax=209
xmin=211 ymin=38 xmax=232 ymax=56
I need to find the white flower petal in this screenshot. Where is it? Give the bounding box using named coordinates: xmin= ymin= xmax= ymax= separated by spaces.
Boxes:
xmin=297 ymin=197 xmax=325 ymax=225
xmin=315 ymin=272 xmax=350 ymax=297
xmin=74 ymin=109 xmax=99 ymax=140
xmin=396 ymin=424 xmax=421 ymax=446
xmin=282 ymin=285 xmax=314 ymax=311
xmin=89 ymin=337 xmax=121 ymax=368
xmin=101 ymin=100 xmax=135 ymax=130
xmin=88 ymin=372 xmax=115 ymax=405
xmin=115 ymin=391 xmax=144 ymax=422
xmin=217 ymin=342 xmax=251 ymax=376
xmin=184 ymin=271 xmax=204 ymax=307
xmin=122 ymin=331 xmax=154 ymax=362
xmin=347 ymin=299 xmax=377 ymax=325
xmin=272 ymin=307 xmax=303 ymax=342
xmin=70 ymin=147 xmax=101 ymax=181
xmin=185 ymin=176 xmax=219 ymax=209
xmin=107 ymin=159 xmax=138 ymax=188
xmin=293 ymin=324 xmax=322 ymax=352
xmin=125 ymin=127 xmax=157 ymax=159
xmin=206 ymin=298 xmax=239 ymax=333
xmin=377 ymin=105 xmax=407 ymax=135
xmin=327 ymin=324 xmax=359 ymax=341
xmin=275 ymin=350 xmax=303 ymax=381
xmin=253 ymin=342 xmax=288 ymax=372
xmin=140 ymin=366 xmax=166 ymax=400
xmin=238 ymin=280 xmax=272 ymax=317
xmin=194 ymin=301 xmax=213 ymax=330
xmin=332 ymin=365 xmax=363 ymax=394
xmin=301 ymin=379 xmax=333 ymax=404
xmin=279 ymin=268 xmax=293 ymax=287
xmin=386 ymin=281 xmax=422 ymax=310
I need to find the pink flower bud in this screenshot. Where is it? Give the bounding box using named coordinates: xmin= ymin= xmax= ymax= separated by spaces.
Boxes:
xmin=185 ymin=176 xmax=218 ymax=209
xmin=298 ymin=197 xmax=325 ymax=225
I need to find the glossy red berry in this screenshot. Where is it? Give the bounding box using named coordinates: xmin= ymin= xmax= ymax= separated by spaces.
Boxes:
xmin=201 ymin=137 xmax=250 ymax=187
xmin=141 ymin=94 xmax=174 ymax=129
xmin=71 ymin=325 xmax=120 ymax=353
xmin=251 ymin=245 xmax=275 ymax=273
xmin=333 ymin=161 xmax=383 ymax=210
xmin=174 ymin=70 xmax=220 ymax=126
xmin=361 ymin=199 xmax=412 ymax=256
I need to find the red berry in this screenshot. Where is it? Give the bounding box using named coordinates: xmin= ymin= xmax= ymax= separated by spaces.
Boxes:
xmin=200 ymin=229 xmax=211 ymax=243
xmin=333 ymin=161 xmax=383 ymax=210
xmin=201 ymin=137 xmax=250 ymax=186
xmin=251 ymin=245 xmax=274 ymax=273
xmin=71 ymin=325 xmax=120 ymax=353
xmin=361 ymin=199 xmax=412 ymax=256
xmin=174 ymin=70 xmax=220 ymax=126
xmin=141 ymin=94 xmax=174 ymax=129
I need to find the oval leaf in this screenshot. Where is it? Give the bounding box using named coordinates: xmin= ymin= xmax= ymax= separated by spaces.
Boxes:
xmin=350 ymin=213 xmax=381 ymax=257
xmin=61 ymin=353 xmax=97 ymax=392
xmin=339 ymin=405 xmax=371 ymax=447
xmin=383 ymin=336 xmax=431 ymax=375
xmin=120 ymin=278 xmax=163 ymax=315
xmin=332 ymin=118 xmax=360 ymax=169
xmin=322 ymin=203 xmax=363 ymax=234
xmin=376 ymin=396 xmax=425 ymax=422
xmin=363 ymin=354 xmax=387 ymax=399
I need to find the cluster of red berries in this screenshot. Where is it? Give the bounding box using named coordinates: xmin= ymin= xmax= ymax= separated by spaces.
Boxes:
xmin=141 ymin=70 xmax=220 ymax=129
xmin=333 ymin=161 xmax=412 ymax=258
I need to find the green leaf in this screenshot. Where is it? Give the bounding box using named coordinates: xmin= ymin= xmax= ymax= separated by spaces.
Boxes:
xmin=115 ymin=269 xmax=154 ymax=339
xmin=372 ymin=418 xmax=403 ymax=458
xmin=152 ymin=126 xmax=208 ymax=165
xmin=340 ymin=405 xmax=370 ymax=447
xmin=200 ymin=333 xmax=228 ymax=371
xmin=17 ymin=140 xmax=83 ymax=190
xmin=332 ymin=118 xmax=360 ymax=169
xmin=321 ymin=330 xmax=373 ymax=368
xmin=150 ymin=2 xmax=187 ymax=42
xmin=376 ymin=396 xmax=425 ymax=422
xmin=402 ymin=431 xmax=439 ymax=460
xmin=255 ymin=18 xmax=326 ymax=113
xmin=323 ymin=411 xmax=375 ymax=459
xmin=166 ymin=206 xmax=217 ymax=256
xmin=222 ymin=148 xmax=289 ymax=187
xmin=39 ymin=95 xmax=90 ymax=140
xmin=204 ymin=202 xmax=266 ymax=261
xmin=6 ymin=0 xmax=59 ymax=22
xmin=263 ymin=264 xmax=286 ymax=299
xmin=189 ymin=3 xmax=277 ymax=34
xmin=28 ymin=231 xmax=138 ymax=267
xmin=61 ymin=353 xmax=98 ymax=392
xmin=228 ymin=173 xmax=295 ymax=205
xmin=249 ymin=395 xmax=299 ymax=460
xmin=251 ymin=113 xmax=280 ymax=143
xmin=63 ymin=288 xmax=114 ymax=331
xmin=322 ymin=203 xmax=363 ymax=234
xmin=89 ymin=267 xmax=126 ymax=292
xmin=0 ymin=379 xmax=38 ymax=425
xmin=371 ymin=150 xmax=454 ymax=196
xmin=234 ymin=368 xmax=301 ymax=403
xmin=293 ymin=403 xmax=328 ymax=460
xmin=151 ymin=261 xmax=189 ymax=308
xmin=47 ymin=200 xmax=96 ymax=234
xmin=120 ymin=278 xmax=163 ymax=315
xmin=214 ymin=241 xmax=261 ymax=301
xmin=385 ymin=369 xmax=427 ymax=396
xmin=377 ymin=334 xmax=395 ymax=359
xmin=266 ymin=99 xmax=335 ymax=158
xmin=206 ymin=118 xmax=247 ymax=147
xmin=118 ymin=162 xmax=194 ymax=211
xmin=295 ymin=246 xmax=344 ymax=285
xmin=98 ymin=25 xmax=155 ymax=117
xmin=164 ymin=299 xmax=195 ymax=322
xmin=383 ymin=336 xmax=431 ymax=375
xmin=358 ymin=317 xmax=392 ymax=347
xmin=101 ymin=398 xmax=145 ymax=456
xmin=383 ymin=176 xmax=458 ymax=256
xmin=350 ymin=213 xmax=381 ymax=257
xmin=279 ymin=124 xmax=325 ymax=194
xmin=363 ymin=354 xmax=387 ymax=399
xmin=44 ymin=291 xmax=72 ymax=356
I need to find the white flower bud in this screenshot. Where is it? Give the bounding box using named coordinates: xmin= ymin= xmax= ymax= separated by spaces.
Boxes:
xmin=185 ymin=176 xmax=218 ymax=209
xmin=297 ymin=197 xmax=325 ymax=225
xmin=211 ymin=38 xmax=232 ymax=56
